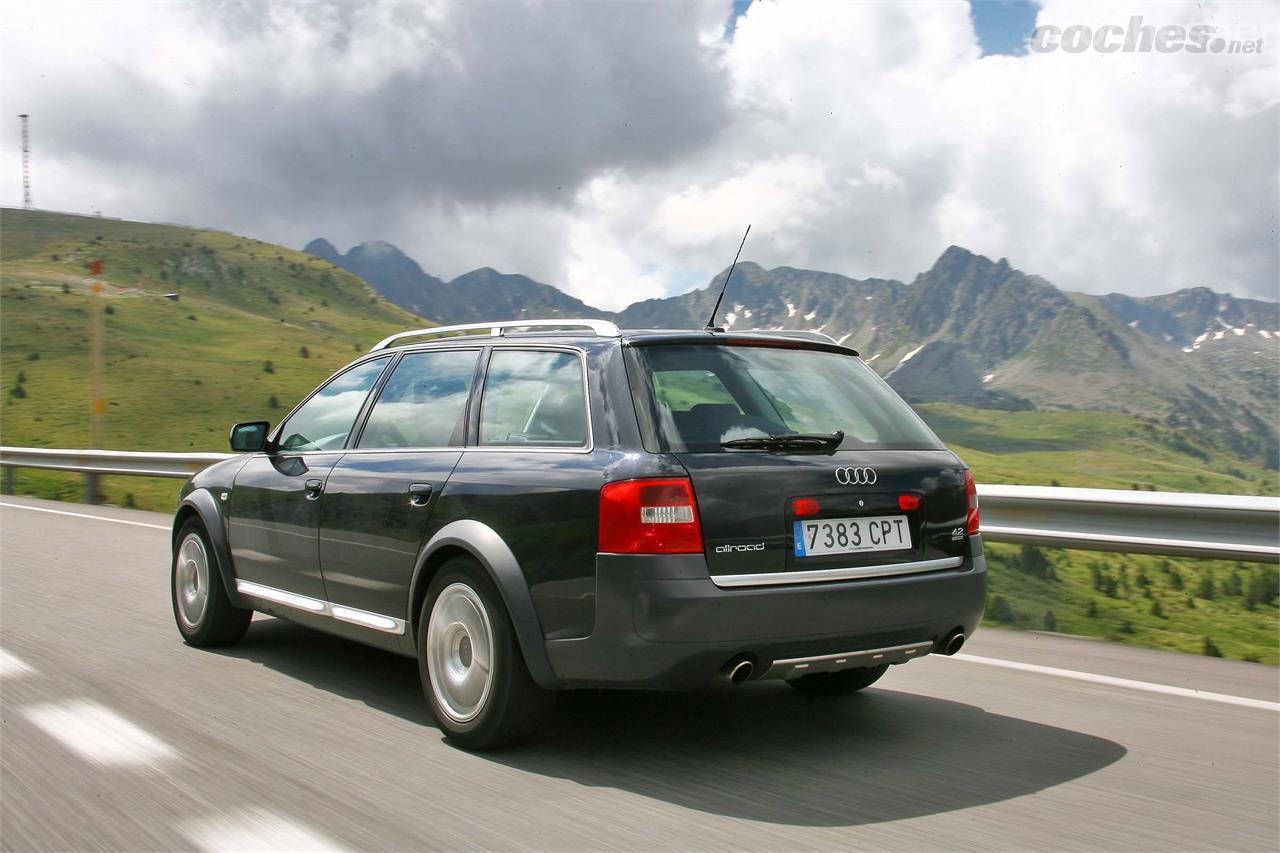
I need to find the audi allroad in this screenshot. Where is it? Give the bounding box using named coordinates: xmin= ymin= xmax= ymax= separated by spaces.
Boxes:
xmin=170 ymin=319 xmax=986 ymax=748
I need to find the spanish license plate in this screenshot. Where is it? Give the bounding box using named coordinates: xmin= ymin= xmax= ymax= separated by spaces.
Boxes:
xmin=794 ymin=515 xmax=911 ymax=558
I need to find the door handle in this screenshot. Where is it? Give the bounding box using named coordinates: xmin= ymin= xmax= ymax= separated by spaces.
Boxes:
xmin=408 ymin=483 xmax=433 ymax=507
xmin=304 ymin=478 xmax=324 ymax=500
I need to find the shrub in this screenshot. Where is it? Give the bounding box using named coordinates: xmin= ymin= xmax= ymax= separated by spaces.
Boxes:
xmin=16 ymin=371 xmax=26 ymax=384
xmin=267 ymin=395 xmax=279 ymax=409
xmin=1196 ymin=574 xmax=1216 ymax=600
xmin=1118 ymin=619 xmax=1134 ymax=635
xmin=263 ymin=360 xmax=274 ymax=374
xmin=987 ymin=596 xmax=1016 ymax=623
xmin=10 ymin=384 xmax=26 ymax=399
xmin=187 ymin=314 xmax=198 ymax=321
xmin=299 ymin=346 xmax=310 ymax=359
xmin=1019 ymin=545 xmax=1056 ymax=580
xmin=1202 ymin=636 xmax=1222 ymax=658
xmin=1224 ymin=571 xmax=1242 ymax=597
xmin=1085 ymin=600 xmax=1099 ymax=618
xmin=1150 ymin=598 xmax=1164 ymax=618
xmin=1169 ymin=569 xmax=1184 ymax=590
xmin=25 ymin=352 xmax=39 ymax=361
xmin=61 ymin=283 xmax=70 ymax=294
xmin=104 ymin=304 xmax=115 ymax=315
xmin=1043 ymin=610 xmax=1057 ymax=631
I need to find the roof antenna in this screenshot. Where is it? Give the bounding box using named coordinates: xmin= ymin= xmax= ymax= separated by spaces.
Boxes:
xmin=704 ymin=224 xmax=751 ymax=331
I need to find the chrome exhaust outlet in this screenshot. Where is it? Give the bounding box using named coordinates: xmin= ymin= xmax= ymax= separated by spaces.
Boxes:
xmin=717 ymin=657 xmax=755 ymax=686
xmin=939 ymin=631 xmax=966 ymax=656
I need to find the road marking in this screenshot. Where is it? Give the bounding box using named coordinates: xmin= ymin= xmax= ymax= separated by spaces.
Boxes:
xmin=22 ymin=700 xmax=178 ymax=766
xmin=181 ymin=808 xmax=352 ymax=852
xmin=0 ymin=648 xmax=34 ymax=678
xmin=0 ymin=502 xmax=169 ymax=530
xmin=953 ymin=653 xmax=1280 ymax=712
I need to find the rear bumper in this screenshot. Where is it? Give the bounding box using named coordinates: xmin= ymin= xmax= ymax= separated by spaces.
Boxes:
xmin=544 ymin=536 xmax=987 ymax=690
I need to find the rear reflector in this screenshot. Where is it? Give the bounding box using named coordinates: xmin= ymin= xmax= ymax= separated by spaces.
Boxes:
xmin=792 ymin=498 xmax=821 ymax=516
xmin=599 ymin=478 xmax=704 ymax=554
xmin=898 ymin=494 xmax=920 ymax=511
xmin=964 ymin=470 xmax=980 ymax=535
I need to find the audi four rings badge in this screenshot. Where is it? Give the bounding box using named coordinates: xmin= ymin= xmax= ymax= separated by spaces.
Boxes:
xmin=835 ymin=467 xmax=877 ymax=485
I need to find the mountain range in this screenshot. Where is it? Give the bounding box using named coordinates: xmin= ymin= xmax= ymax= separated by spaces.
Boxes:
xmin=305 ymin=238 xmax=1279 ymax=467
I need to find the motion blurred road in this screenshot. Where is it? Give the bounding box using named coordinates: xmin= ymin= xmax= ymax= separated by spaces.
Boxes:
xmin=2 ymin=496 xmax=1277 ymax=851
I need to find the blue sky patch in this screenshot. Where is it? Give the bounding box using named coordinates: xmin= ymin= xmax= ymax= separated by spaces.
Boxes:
xmin=970 ymin=0 xmax=1040 ymax=56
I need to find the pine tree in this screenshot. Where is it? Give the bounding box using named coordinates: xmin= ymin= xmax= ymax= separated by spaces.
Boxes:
xmin=1196 ymin=574 xmax=1216 ymax=600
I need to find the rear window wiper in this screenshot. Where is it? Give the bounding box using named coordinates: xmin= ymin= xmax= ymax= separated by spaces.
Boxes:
xmin=720 ymin=430 xmax=845 ymax=451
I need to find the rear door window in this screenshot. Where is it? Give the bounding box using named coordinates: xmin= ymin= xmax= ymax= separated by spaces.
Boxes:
xmin=356 ymin=349 xmax=479 ymax=449
xmin=478 ymin=349 xmax=588 ymax=447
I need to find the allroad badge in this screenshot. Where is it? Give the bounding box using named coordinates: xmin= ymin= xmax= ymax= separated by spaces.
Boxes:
xmin=835 ymin=466 xmax=877 ymax=486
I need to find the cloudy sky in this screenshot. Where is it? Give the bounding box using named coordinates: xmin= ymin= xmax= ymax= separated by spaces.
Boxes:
xmin=3 ymin=0 xmax=1277 ymax=308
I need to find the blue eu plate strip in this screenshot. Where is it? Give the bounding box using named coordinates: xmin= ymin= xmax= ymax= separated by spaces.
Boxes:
xmin=793 ymin=521 xmax=807 ymax=557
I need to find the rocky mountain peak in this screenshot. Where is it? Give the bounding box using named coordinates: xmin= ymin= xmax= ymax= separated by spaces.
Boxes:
xmin=302 ymin=238 xmax=339 ymax=264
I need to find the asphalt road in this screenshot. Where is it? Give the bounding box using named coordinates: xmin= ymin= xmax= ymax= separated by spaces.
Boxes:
xmin=1 ymin=496 xmax=1277 ymax=851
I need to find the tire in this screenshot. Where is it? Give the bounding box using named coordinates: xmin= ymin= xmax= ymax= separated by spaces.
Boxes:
xmin=418 ymin=556 xmax=554 ymax=749
xmin=787 ymin=663 xmax=889 ymax=696
xmin=171 ymin=520 xmax=252 ymax=647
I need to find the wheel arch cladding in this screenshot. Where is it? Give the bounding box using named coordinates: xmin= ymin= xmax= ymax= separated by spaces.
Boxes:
xmin=410 ymin=519 xmax=559 ymax=689
xmin=175 ymin=489 xmax=247 ymax=609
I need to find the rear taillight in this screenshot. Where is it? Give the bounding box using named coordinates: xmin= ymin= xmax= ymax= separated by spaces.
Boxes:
xmin=599 ymin=478 xmax=704 ymax=554
xmin=964 ymin=469 xmax=980 ymax=535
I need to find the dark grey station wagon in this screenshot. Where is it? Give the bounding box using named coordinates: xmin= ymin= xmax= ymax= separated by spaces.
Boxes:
xmin=170 ymin=319 xmax=986 ymax=748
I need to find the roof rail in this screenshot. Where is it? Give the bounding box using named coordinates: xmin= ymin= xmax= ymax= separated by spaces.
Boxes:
xmin=736 ymin=328 xmax=841 ymax=345
xmin=370 ymin=319 xmax=621 ymax=352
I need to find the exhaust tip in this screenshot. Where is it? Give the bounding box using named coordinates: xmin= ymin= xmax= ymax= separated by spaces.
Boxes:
xmin=716 ymin=656 xmax=755 ymax=686
xmin=729 ymin=659 xmax=754 ymax=685
xmin=940 ymin=631 xmax=965 ymax=656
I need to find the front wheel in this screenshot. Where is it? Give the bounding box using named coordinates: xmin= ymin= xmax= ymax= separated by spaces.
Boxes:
xmin=171 ymin=520 xmax=252 ymax=647
xmin=787 ymin=663 xmax=889 ymax=695
xmin=419 ymin=557 xmax=554 ymax=749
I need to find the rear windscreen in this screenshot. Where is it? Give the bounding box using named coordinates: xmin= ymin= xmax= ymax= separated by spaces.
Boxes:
xmin=628 ymin=344 xmax=944 ymax=452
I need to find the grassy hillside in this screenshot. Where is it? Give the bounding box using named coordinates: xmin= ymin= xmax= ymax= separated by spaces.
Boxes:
xmin=1 ymin=209 xmax=1274 ymax=663
xmin=1 ymin=208 xmax=420 ymax=508
xmin=917 ymin=404 xmax=1275 ymax=496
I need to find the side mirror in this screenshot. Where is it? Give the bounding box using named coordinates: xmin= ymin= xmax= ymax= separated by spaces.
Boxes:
xmin=229 ymin=421 xmax=270 ymax=453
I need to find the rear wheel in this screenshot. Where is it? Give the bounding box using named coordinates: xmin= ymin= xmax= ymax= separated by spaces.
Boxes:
xmin=787 ymin=663 xmax=889 ymax=695
xmin=419 ymin=557 xmax=554 ymax=749
xmin=171 ymin=520 xmax=252 ymax=647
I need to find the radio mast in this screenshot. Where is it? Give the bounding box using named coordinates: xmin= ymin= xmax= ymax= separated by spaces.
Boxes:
xmin=18 ymin=114 xmax=32 ymax=209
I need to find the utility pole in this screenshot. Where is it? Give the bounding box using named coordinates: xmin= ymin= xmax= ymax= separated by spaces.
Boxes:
xmin=87 ymin=259 xmax=106 ymax=504
xmin=18 ymin=114 xmax=32 ymax=209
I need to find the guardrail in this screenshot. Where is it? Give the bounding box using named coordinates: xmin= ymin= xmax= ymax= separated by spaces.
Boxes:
xmin=1 ymin=446 xmax=1277 ymax=563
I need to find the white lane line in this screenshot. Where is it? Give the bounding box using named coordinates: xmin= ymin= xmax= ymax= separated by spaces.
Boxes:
xmin=953 ymin=653 xmax=1280 ymax=712
xmin=182 ymin=808 xmax=352 ymax=853
xmin=0 ymin=647 xmax=34 ymax=678
xmin=0 ymin=501 xmax=169 ymax=530
xmin=22 ymin=700 xmax=179 ymax=766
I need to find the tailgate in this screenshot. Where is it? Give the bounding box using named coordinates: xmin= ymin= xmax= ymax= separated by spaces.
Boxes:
xmin=677 ymin=449 xmax=969 ymax=583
